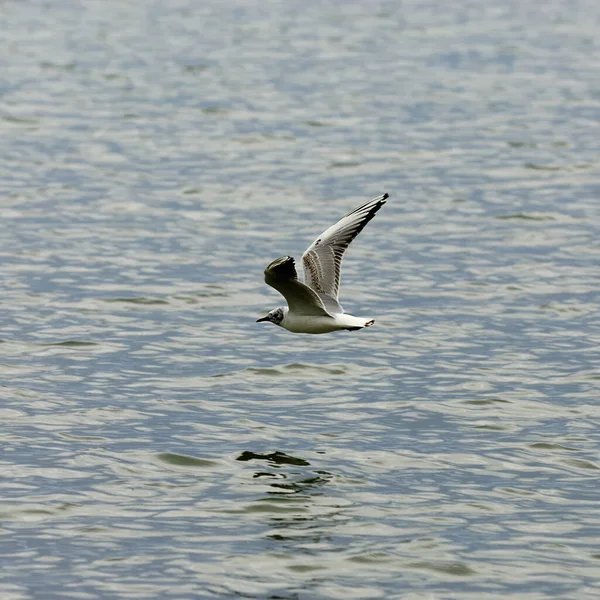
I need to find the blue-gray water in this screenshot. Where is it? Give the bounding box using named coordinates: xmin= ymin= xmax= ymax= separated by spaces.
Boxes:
xmin=2 ymin=1 xmax=600 ymax=598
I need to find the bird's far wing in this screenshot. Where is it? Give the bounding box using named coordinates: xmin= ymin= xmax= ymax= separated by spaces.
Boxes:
xmin=316 ymin=292 xmax=344 ymax=315
xmin=301 ymin=193 xmax=388 ymax=304
xmin=264 ymin=256 xmax=332 ymax=317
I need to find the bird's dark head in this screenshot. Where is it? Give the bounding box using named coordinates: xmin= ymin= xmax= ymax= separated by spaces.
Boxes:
xmin=256 ymin=307 xmax=286 ymax=326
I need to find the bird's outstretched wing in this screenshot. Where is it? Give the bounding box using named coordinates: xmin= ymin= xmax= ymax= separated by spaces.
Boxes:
xmin=301 ymin=193 xmax=388 ymax=310
xmin=264 ymin=256 xmax=332 ymax=317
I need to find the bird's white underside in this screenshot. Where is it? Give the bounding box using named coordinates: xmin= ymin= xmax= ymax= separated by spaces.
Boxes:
xmin=279 ymin=309 xmax=373 ymax=334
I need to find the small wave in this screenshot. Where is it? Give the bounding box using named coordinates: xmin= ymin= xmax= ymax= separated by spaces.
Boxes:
xmin=212 ymin=362 xmax=351 ymax=379
xmin=103 ymin=297 xmax=169 ymax=305
xmin=42 ymin=341 xmax=98 ymax=347
xmin=156 ymin=452 xmax=219 ymax=468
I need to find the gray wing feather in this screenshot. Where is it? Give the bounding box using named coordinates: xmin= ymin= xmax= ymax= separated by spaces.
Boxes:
xmin=264 ymin=256 xmax=332 ymax=317
xmin=301 ymin=193 xmax=388 ymax=305
xmin=316 ymin=292 xmax=344 ymax=315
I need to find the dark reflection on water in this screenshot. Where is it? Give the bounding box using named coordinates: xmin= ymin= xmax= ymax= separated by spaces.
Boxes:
xmin=2 ymin=0 xmax=600 ymax=598
xmin=237 ymin=451 xmax=312 ymax=466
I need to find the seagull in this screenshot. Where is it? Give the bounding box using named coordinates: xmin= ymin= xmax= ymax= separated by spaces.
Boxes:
xmin=257 ymin=193 xmax=388 ymax=334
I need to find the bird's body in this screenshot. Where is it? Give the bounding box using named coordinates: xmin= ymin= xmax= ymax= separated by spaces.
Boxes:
xmin=276 ymin=307 xmax=372 ymax=334
xmin=257 ymin=193 xmax=388 ymax=334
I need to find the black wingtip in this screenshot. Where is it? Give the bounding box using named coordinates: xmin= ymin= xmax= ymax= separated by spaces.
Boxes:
xmin=345 ymin=193 xmax=389 ymax=219
xmin=374 ymin=193 xmax=388 ymax=206
xmin=374 ymin=194 xmax=388 ymax=211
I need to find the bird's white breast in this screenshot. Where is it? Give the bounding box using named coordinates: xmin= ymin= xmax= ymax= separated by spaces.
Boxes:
xmin=280 ymin=312 xmax=369 ymax=334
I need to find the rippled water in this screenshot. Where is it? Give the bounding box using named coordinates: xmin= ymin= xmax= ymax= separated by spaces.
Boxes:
xmin=2 ymin=0 xmax=600 ymax=598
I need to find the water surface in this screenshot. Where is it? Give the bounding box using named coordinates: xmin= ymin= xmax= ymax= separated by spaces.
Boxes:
xmin=2 ymin=0 xmax=600 ymax=598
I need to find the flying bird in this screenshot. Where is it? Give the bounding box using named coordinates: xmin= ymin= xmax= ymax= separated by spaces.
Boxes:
xmin=257 ymin=193 xmax=388 ymax=334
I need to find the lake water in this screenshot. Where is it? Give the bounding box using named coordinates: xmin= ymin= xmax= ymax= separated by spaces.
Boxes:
xmin=2 ymin=0 xmax=600 ymax=598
